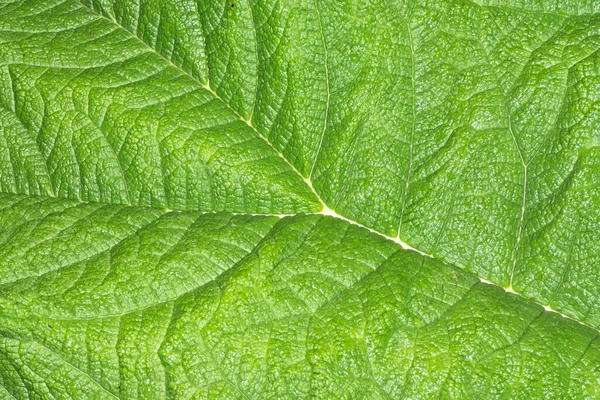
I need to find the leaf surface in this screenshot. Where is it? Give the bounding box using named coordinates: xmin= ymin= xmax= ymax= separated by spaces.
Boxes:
xmin=0 ymin=0 xmax=599 ymax=398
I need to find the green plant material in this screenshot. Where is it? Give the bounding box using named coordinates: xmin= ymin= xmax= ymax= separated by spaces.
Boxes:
xmin=0 ymin=0 xmax=599 ymax=398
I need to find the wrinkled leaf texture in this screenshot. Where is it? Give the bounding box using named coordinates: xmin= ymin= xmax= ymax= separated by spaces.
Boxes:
xmin=0 ymin=0 xmax=600 ymax=398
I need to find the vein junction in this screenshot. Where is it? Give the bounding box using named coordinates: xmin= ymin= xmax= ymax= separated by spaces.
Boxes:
xmin=54 ymin=2 xmax=599 ymax=334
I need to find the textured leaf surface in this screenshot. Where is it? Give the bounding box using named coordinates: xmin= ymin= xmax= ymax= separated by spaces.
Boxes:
xmin=1 ymin=194 xmax=600 ymax=399
xmin=0 ymin=0 xmax=599 ymax=398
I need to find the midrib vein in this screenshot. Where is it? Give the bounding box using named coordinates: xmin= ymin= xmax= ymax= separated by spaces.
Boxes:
xmin=72 ymin=1 xmax=597 ymax=334
xmin=75 ymin=1 xmax=315 ymax=203
xmin=13 ymin=189 xmax=597 ymax=335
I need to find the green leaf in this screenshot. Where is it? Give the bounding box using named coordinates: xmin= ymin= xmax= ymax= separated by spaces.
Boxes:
xmin=0 ymin=0 xmax=599 ymax=398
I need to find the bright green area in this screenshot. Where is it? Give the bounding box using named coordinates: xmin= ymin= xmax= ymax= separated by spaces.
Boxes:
xmin=1 ymin=194 xmax=599 ymax=398
xmin=0 ymin=0 xmax=599 ymax=398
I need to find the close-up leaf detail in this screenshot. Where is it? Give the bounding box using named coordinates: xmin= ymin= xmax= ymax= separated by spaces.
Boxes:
xmin=0 ymin=0 xmax=599 ymax=398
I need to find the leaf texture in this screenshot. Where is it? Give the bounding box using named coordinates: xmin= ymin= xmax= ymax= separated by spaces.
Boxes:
xmin=0 ymin=0 xmax=599 ymax=398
